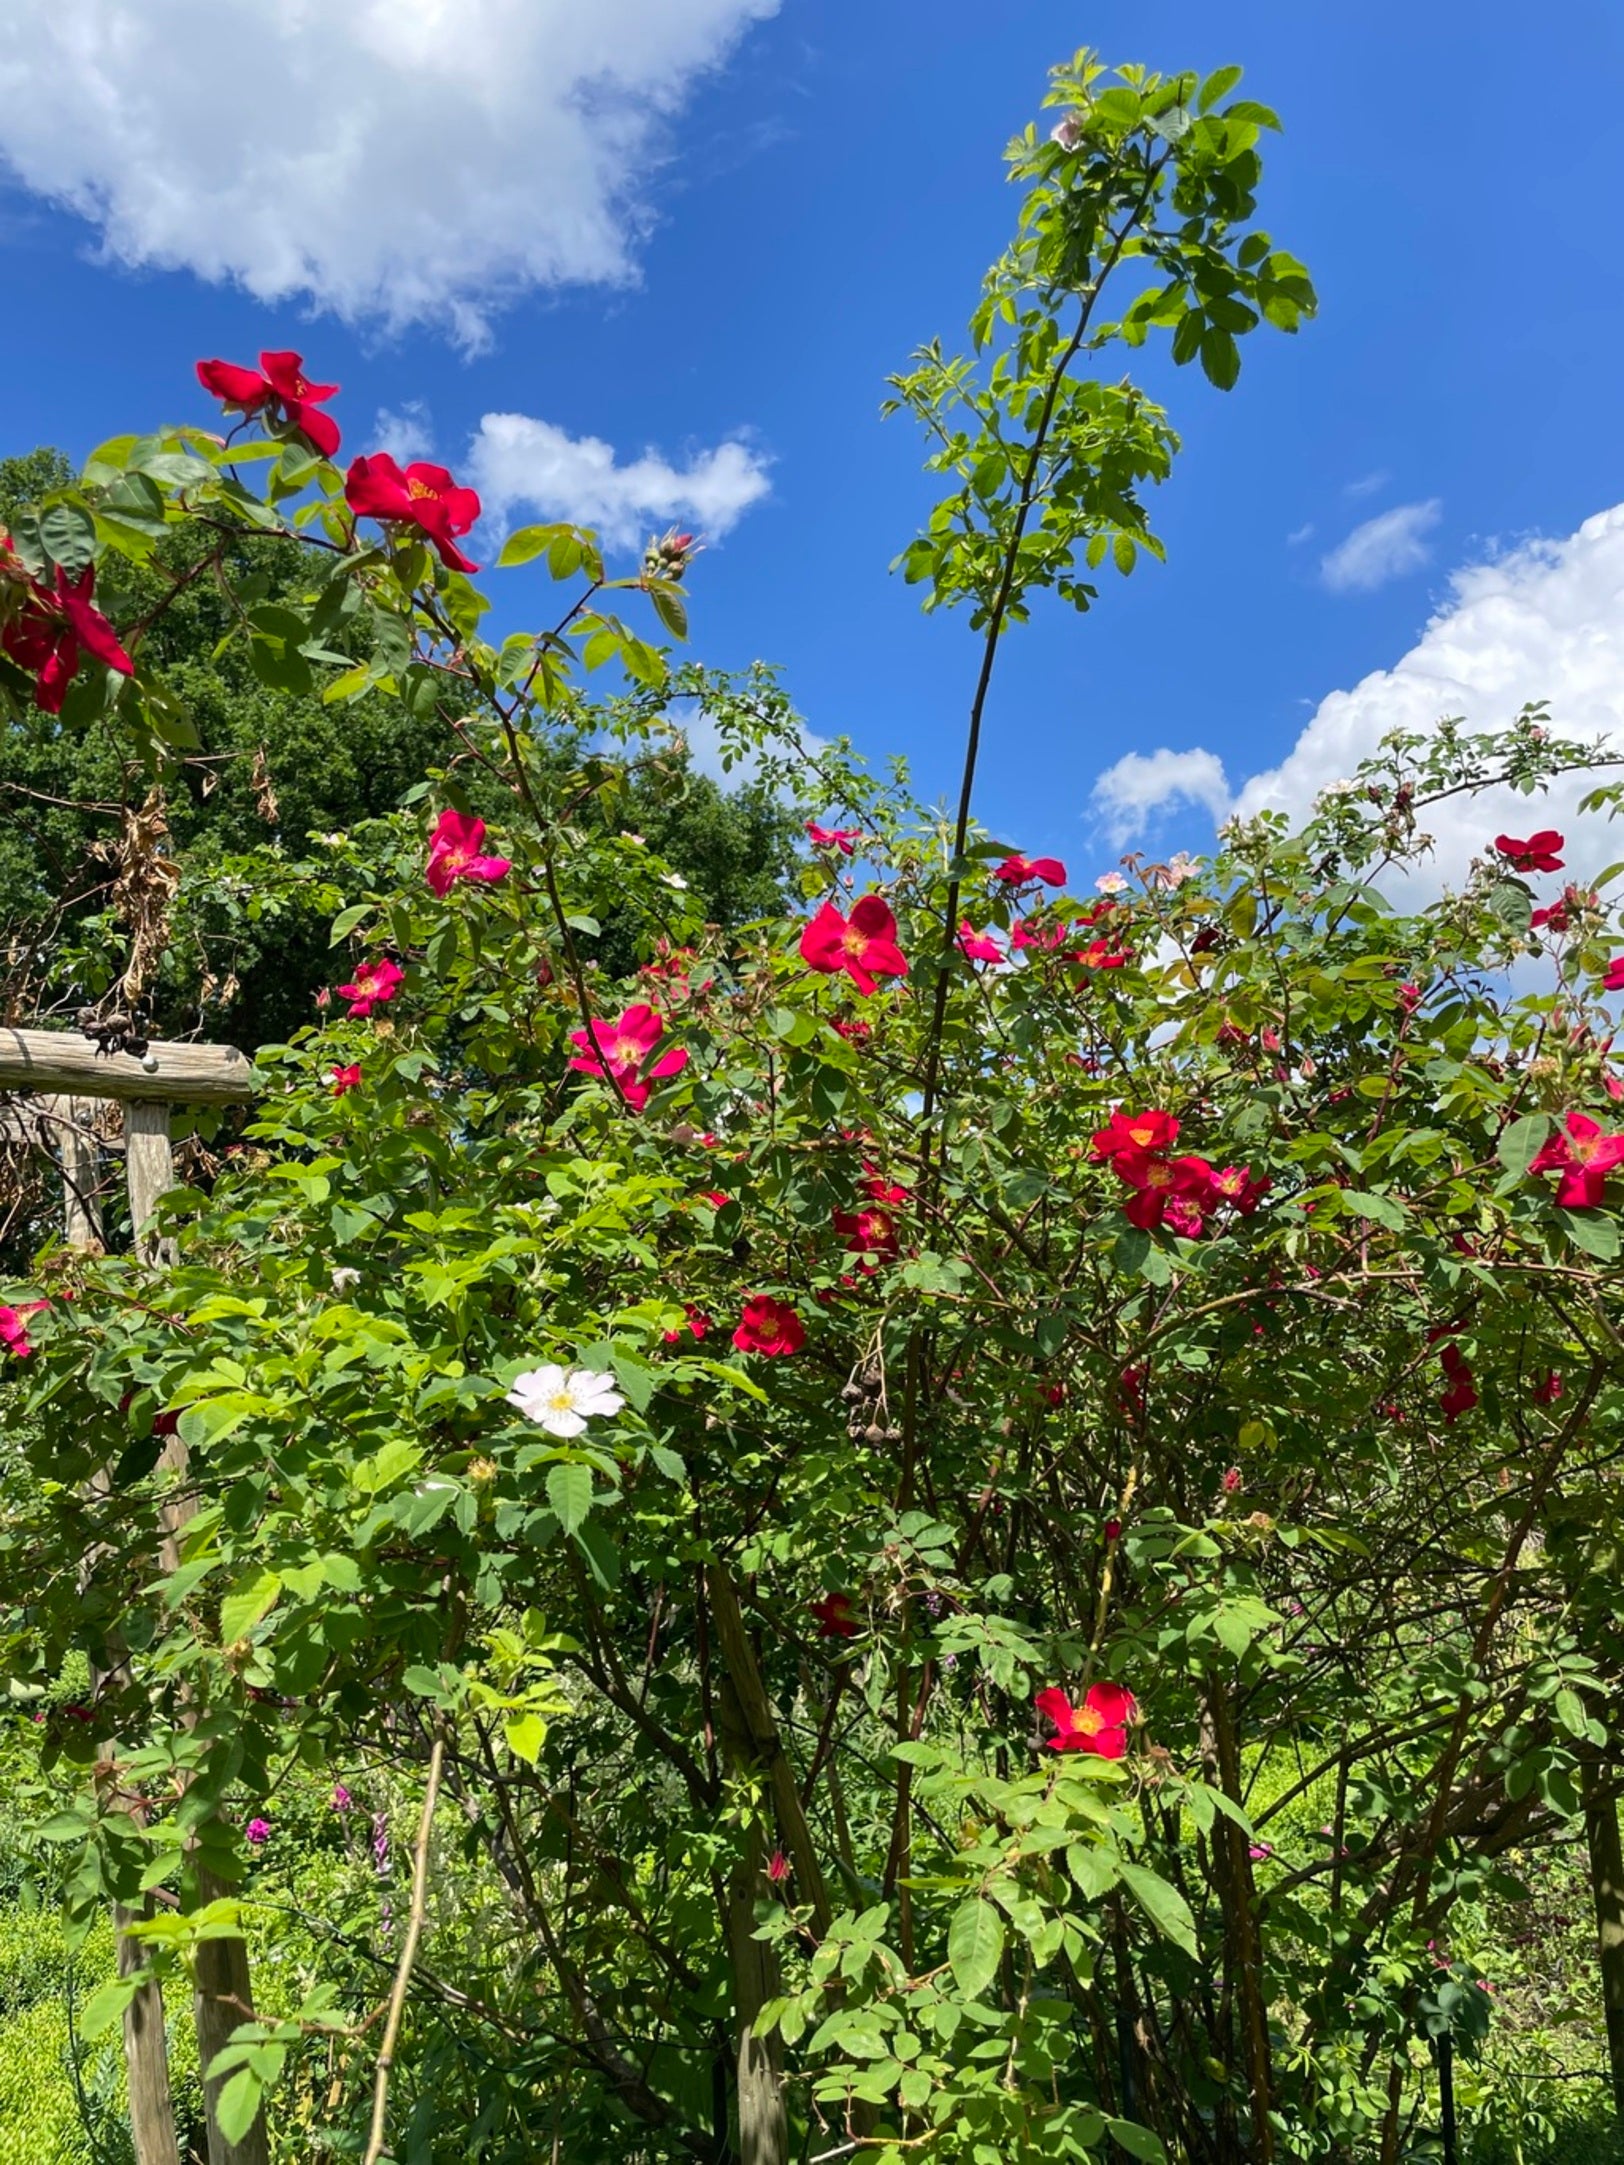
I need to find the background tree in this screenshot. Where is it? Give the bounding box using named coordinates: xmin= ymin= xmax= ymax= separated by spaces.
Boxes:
xmin=1 ymin=451 xmax=798 ymax=1051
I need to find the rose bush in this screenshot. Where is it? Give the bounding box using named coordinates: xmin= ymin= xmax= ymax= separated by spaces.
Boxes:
xmin=3 ymin=45 xmax=1624 ymax=2165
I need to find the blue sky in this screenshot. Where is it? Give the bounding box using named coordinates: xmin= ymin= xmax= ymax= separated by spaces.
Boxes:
xmin=4 ymin=0 xmax=1623 ymax=881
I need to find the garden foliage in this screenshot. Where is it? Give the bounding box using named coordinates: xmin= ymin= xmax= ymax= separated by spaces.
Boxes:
xmin=2 ymin=48 xmax=1623 ymax=2165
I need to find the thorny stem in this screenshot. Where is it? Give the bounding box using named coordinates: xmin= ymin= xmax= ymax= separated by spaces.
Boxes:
xmin=1082 ymin=1461 xmax=1139 ymax=1691
xmin=915 ymin=148 xmax=1169 ymax=1154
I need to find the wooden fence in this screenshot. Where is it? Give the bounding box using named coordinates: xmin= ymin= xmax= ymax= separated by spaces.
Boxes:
xmin=1 ymin=1026 xmax=264 ymax=2165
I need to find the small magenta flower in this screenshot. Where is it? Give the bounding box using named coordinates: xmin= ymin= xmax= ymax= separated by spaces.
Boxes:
xmin=245 ymin=1817 xmax=271 ymax=1846
xmin=425 ymin=808 xmax=511 ymax=898
xmin=331 ymin=1784 xmax=353 ymax=1812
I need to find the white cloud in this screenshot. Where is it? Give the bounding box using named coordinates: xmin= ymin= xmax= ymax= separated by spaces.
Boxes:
xmin=1091 ymin=747 xmax=1233 ymax=844
xmin=1286 ymin=521 xmax=1315 ymax=547
xmin=467 ymin=413 xmax=771 ymax=550
xmin=1344 ymin=469 xmax=1390 ymax=499
xmin=373 ymin=402 xmax=434 ymax=465
xmin=1087 ymin=504 xmax=1624 ymax=893
xmin=0 ymin=0 xmax=779 ymax=342
xmin=1320 ymin=499 xmax=1442 ymax=593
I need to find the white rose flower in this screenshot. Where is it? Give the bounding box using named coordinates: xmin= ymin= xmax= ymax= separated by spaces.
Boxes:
xmin=506 ymin=1364 xmax=625 ymax=1438
xmin=1095 ymin=872 xmax=1129 ymax=895
xmin=661 ymin=872 xmax=688 ymax=891
xmin=331 ymin=1267 xmax=361 ymax=1293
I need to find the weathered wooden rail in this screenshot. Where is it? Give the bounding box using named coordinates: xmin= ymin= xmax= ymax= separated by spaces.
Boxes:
xmin=1 ymin=1027 xmax=255 ymax=1259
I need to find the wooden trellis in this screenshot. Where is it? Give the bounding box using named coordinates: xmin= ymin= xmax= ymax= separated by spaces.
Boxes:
xmin=1 ymin=1026 xmax=264 ymax=2165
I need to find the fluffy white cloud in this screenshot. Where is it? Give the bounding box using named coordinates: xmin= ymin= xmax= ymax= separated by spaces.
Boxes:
xmin=1088 ymin=504 xmax=1624 ymax=892
xmin=372 ymin=402 xmax=435 ymax=465
xmin=0 ymin=0 xmax=779 ymax=341
xmin=1321 ymin=499 xmax=1442 ymax=592
xmin=1091 ymin=747 xmax=1233 ymax=845
xmin=1237 ymin=504 xmax=1624 ymax=885
xmin=467 ymin=413 xmax=771 ymax=550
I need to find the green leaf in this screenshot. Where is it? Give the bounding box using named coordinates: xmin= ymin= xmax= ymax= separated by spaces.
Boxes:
xmin=898 ymin=2065 xmax=933 ymax=2110
xmin=1105 ymin=2121 xmax=1167 ymax=2162
xmin=176 ymin=1395 xmax=258 ymax=1451
xmin=321 ymin=663 xmax=374 ymax=706
xmin=547 ymin=1463 xmax=593 ymax=1535
xmin=78 ymin=1976 xmax=139 ymax=2042
xmin=1560 ymin=1208 xmax=1619 ymax=1261
xmin=215 ymin=2067 xmax=264 ymax=2145
xmin=946 ymin=1896 xmax=1005 ymax=2003
xmin=1198 ymin=64 xmax=1244 ymax=113
xmin=1067 ymin=1843 xmax=1120 ymax=1899
xmin=328 ymin=902 xmax=371 ymax=945
xmin=1554 ymin=1687 xmax=1588 ymax=1739
xmin=504 ymin=1712 xmax=547 ymax=1764
xmin=647 ymin=583 xmax=688 ymax=641
xmin=36 ymin=1811 xmax=92 ymax=1843
xmin=1170 ymin=308 xmax=1206 ymax=367
xmin=1199 ymin=326 xmax=1241 ymax=391
xmin=1118 ymin=1861 xmax=1197 ymax=1955
xmin=39 ymin=501 xmax=97 ymax=579
xmin=498 ymin=523 xmax=569 ymax=569
xmin=1341 ymin=1189 xmax=1406 ymax=1232
xmin=219 ymin=1570 xmax=281 ymax=1647
xmin=1496 ymin=1113 xmax=1551 ymax=1177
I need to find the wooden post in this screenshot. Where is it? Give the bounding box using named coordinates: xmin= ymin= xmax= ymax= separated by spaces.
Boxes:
xmin=1583 ymin=1749 xmax=1624 ymax=2123
xmin=49 ymin=1101 xmax=179 ymax=2165
xmin=4 ymin=1027 xmax=264 ymax=2165
xmin=124 ymin=1101 xmax=179 ymax=1268
xmin=116 ymin=1912 xmax=183 ymax=2165
xmin=193 ymin=1881 xmax=270 ymax=2165
xmin=121 ymin=1098 xmax=269 ymax=2165
xmin=56 ymin=1098 xmax=106 ymax=1252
